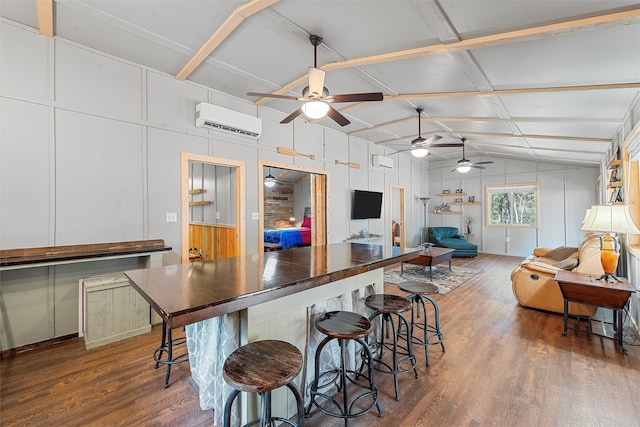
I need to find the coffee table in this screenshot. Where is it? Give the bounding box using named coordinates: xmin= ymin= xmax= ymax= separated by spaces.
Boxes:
xmin=400 ymin=247 xmax=455 ymax=279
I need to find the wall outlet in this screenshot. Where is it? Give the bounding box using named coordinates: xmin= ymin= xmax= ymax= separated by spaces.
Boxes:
xmin=216 ymin=212 xmax=221 ymax=219
xmin=505 ymin=237 xmax=511 ymax=242
xmin=252 ymin=212 xmax=259 ymax=220
xmin=166 ymin=212 xmax=177 ymax=223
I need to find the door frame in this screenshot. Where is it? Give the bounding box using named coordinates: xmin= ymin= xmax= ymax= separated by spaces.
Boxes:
xmin=180 ymin=153 xmax=246 ymax=263
xmin=259 ymin=160 xmax=328 ymax=251
xmin=390 ymin=184 xmax=406 ymax=247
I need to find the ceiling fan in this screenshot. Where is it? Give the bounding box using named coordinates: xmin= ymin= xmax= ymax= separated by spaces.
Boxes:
xmin=451 ymin=138 xmax=494 ymax=173
xmin=247 ymin=35 xmax=383 ymax=126
xmin=410 ymin=108 xmax=462 ymax=157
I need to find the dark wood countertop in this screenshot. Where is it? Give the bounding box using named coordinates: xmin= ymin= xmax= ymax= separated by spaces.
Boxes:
xmin=125 ymin=243 xmax=420 ymax=328
xmin=0 ymin=240 xmax=172 ymax=267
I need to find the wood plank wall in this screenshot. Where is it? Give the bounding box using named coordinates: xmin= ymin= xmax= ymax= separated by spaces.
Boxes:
xmin=189 ymin=224 xmax=238 ymax=260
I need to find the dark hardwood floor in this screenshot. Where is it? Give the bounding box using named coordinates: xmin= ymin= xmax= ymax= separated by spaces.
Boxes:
xmin=2 ymin=253 xmax=639 ymax=426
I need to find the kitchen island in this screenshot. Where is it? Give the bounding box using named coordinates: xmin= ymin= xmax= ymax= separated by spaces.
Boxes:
xmin=125 ymin=242 xmax=419 ymax=424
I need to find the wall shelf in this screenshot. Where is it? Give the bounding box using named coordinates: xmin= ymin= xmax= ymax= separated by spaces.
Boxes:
xmin=450 ymin=202 xmax=481 ymax=205
xmin=438 ymin=192 xmax=466 ymax=197
xmin=189 ymin=201 xmax=212 ymax=206
xmin=433 ymin=211 xmax=463 ymax=215
xmin=189 ymin=189 xmax=206 ymax=195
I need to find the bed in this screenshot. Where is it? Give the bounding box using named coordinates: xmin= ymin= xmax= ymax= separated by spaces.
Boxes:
xmin=263 ymin=217 xmax=311 ymax=250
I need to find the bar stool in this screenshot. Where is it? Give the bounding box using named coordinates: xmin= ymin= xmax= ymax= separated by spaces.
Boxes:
xmin=223 ymin=340 xmax=304 ymax=427
xmin=153 ymin=320 xmax=189 ymax=388
xmin=397 ymin=281 xmax=445 ymax=366
xmin=305 ymin=311 xmax=383 ymax=426
xmin=364 ymin=294 xmax=418 ymax=400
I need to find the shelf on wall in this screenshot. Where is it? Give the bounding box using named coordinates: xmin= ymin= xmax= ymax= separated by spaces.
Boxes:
xmin=189 ymin=189 xmax=206 ymax=195
xmin=607 ymin=181 xmax=623 ymax=188
xmin=450 ymin=202 xmax=481 ymax=205
xmin=607 ymin=160 xmax=622 ymax=169
xmin=189 ymin=201 xmax=212 ymax=206
xmin=438 ymin=192 xmax=467 ymax=197
xmin=433 ymin=211 xmax=463 ymax=215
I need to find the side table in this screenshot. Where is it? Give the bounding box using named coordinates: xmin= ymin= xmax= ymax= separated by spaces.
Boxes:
xmin=554 ymin=270 xmax=635 ymax=351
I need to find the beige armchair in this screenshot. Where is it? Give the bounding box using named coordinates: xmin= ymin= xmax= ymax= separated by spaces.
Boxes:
xmin=510 ymin=234 xmax=603 ymax=316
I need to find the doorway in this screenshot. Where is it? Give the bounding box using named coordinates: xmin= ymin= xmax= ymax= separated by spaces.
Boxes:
xmin=259 ymin=160 xmax=327 ymax=252
xmin=390 ymin=185 xmax=405 ymax=247
xmin=180 ymin=153 xmax=245 ymax=263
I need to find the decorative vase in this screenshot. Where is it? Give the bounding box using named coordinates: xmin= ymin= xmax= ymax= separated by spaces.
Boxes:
xmin=467 ymin=224 xmax=471 ymax=235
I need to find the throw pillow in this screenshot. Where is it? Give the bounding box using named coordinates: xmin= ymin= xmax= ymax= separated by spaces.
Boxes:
xmin=544 ymin=246 xmax=579 ymax=261
xmin=554 ymin=257 xmax=579 ymax=270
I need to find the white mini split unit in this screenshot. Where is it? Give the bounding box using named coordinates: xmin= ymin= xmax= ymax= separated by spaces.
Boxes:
xmin=195 ymin=102 xmax=262 ymax=138
xmin=372 ymin=155 xmax=394 ymax=168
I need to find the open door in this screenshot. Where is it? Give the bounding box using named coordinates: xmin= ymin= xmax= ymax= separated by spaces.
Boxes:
xmin=180 ymin=153 xmax=245 ymax=263
xmin=390 ymin=185 xmax=405 ymax=248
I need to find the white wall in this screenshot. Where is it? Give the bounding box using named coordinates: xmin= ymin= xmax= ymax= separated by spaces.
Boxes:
xmin=428 ymin=157 xmax=598 ymax=257
xmin=0 ymin=19 xmax=428 ymax=256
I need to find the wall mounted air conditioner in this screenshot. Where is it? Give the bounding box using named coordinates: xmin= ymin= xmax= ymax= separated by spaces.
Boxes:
xmin=195 ymin=102 xmax=262 ymax=138
xmin=372 ymin=155 xmax=394 ymax=168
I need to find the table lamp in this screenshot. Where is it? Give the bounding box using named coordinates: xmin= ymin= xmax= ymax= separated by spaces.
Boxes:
xmin=580 ymin=204 xmax=640 ymax=282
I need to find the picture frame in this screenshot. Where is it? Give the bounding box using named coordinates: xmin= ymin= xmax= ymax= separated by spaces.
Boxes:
xmin=442 ymin=189 xmax=450 ymax=194
xmin=455 ymin=197 xmax=463 ymax=202
xmin=609 ymin=189 xmax=619 ymax=203
xmin=455 ymin=188 xmax=463 ymax=193
xmin=610 ymin=168 xmax=618 ymax=182
xmin=468 ymin=196 xmax=475 ymax=202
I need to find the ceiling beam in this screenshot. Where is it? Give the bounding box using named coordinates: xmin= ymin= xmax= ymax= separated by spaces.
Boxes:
xmin=254 ymin=8 xmax=640 ymax=104
xmin=375 ymin=130 xmax=612 ymax=145
xmin=37 ymin=0 xmax=54 ymax=37
xmin=176 ymin=0 xmax=280 ymax=81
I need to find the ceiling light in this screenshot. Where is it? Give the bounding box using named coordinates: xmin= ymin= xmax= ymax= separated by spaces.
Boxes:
xmin=302 ymin=100 xmax=330 ymax=119
xmin=264 ymin=168 xmax=276 ymax=187
xmin=457 ymin=164 xmax=471 ymax=173
xmin=411 ymin=147 xmax=429 ymax=158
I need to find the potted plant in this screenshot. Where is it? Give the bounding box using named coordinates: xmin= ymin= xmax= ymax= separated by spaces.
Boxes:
xmin=464 ymin=216 xmax=473 ymax=234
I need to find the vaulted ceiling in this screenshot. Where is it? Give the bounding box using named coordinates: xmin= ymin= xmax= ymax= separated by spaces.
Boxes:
xmin=3 ymin=0 xmax=640 ymax=166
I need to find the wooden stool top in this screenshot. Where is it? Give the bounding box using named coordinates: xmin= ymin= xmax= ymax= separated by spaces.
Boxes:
xmin=365 ymin=294 xmax=411 ymax=314
xmin=398 ymin=281 xmax=439 ymax=295
xmin=315 ymin=311 xmax=372 ymax=339
xmin=223 ymin=340 xmax=302 ymax=393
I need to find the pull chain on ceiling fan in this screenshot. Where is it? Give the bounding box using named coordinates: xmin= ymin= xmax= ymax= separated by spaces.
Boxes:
xmin=247 ymin=35 xmax=383 ymax=126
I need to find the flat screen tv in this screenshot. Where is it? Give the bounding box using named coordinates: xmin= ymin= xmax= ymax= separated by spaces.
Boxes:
xmin=351 ymin=190 xmax=383 ymax=219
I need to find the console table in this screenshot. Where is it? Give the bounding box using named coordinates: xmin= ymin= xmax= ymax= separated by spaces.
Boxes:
xmin=555 ymin=270 xmax=635 ymax=351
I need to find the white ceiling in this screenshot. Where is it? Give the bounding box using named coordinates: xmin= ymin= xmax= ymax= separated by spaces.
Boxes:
xmin=3 ymin=0 xmax=640 ymax=166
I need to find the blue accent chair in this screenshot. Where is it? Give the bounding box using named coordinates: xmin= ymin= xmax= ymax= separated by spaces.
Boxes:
xmin=428 ymin=227 xmax=478 ymax=257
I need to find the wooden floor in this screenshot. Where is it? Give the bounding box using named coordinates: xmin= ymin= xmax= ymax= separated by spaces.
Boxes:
xmin=2 ymin=253 xmax=639 ymax=426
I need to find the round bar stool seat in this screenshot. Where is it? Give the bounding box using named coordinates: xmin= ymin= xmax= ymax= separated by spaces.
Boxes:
xmin=223 ymin=340 xmax=304 ymax=427
xmin=364 ymin=294 xmax=418 ymax=401
xmin=397 ymin=281 xmax=445 ymax=366
xmin=305 ymin=311 xmax=383 ymax=426
xmin=153 ymin=320 xmax=188 ymax=388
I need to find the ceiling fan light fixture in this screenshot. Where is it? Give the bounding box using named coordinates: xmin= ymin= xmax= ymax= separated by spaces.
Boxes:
xmin=264 ymin=168 xmax=276 ymax=187
xmin=457 ymin=164 xmax=471 ymax=173
xmin=302 ymin=100 xmax=330 ymax=119
xmin=411 ymin=147 xmax=429 ymax=158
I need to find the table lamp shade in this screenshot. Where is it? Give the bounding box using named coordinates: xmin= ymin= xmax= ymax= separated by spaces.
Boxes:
xmin=580 ymin=205 xmax=640 ymax=234
xmin=580 ymin=204 xmax=640 ymax=282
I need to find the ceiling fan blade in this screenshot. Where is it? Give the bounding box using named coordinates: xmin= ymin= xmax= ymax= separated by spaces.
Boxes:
xmin=247 ymin=92 xmax=300 ymax=101
xmin=308 ymin=67 xmax=325 ymax=97
xmin=331 ymin=92 xmax=384 ymax=103
xmin=470 ymin=165 xmax=487 ymax=170
xmin=430 ymin=143 xmax=464 ymax=148
xmin=473 ymin=161 xmax=495 ymax=165
xmin=327 ymin=106 xmax=350 ymax=126
xmin=280 ymin=108 xmax=304 ymax=124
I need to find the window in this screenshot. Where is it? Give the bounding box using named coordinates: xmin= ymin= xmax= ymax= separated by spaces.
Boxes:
xmin=486 ymin=183 xmax=539 ymax=227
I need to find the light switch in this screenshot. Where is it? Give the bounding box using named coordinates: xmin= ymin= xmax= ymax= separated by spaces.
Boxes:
xmin=252 ymin=212 xmax=259 ymax=220
xmin=166 ymin=212 xmax=177 ymax=222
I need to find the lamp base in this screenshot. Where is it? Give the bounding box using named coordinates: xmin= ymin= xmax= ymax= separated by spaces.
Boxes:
xmin=596 ymin=273 xmax=622 ymax=283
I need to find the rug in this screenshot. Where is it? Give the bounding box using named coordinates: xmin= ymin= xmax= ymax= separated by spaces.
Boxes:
xmin=383 ymin=264 xmax=482 ymax=295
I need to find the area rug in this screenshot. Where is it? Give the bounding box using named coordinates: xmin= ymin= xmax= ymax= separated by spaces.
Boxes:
xmin=383 ymin=265 xmax=482 ymax=295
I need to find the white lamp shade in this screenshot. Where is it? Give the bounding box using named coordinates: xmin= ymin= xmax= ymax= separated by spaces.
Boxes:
xmin=581 ymin=208 xmax=591 ymax=224
xmin=411 ymin=147 xmax=429 ymax=158
xmin=302 ymin=100 xmax=330 ymax=119
xmin=264 ymin=175 xmax=276 ymax=187
xmin=457 ymin=165 xmax=471 ymax=173
xmin=580 ymin=204 xmax=640 ymax=234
